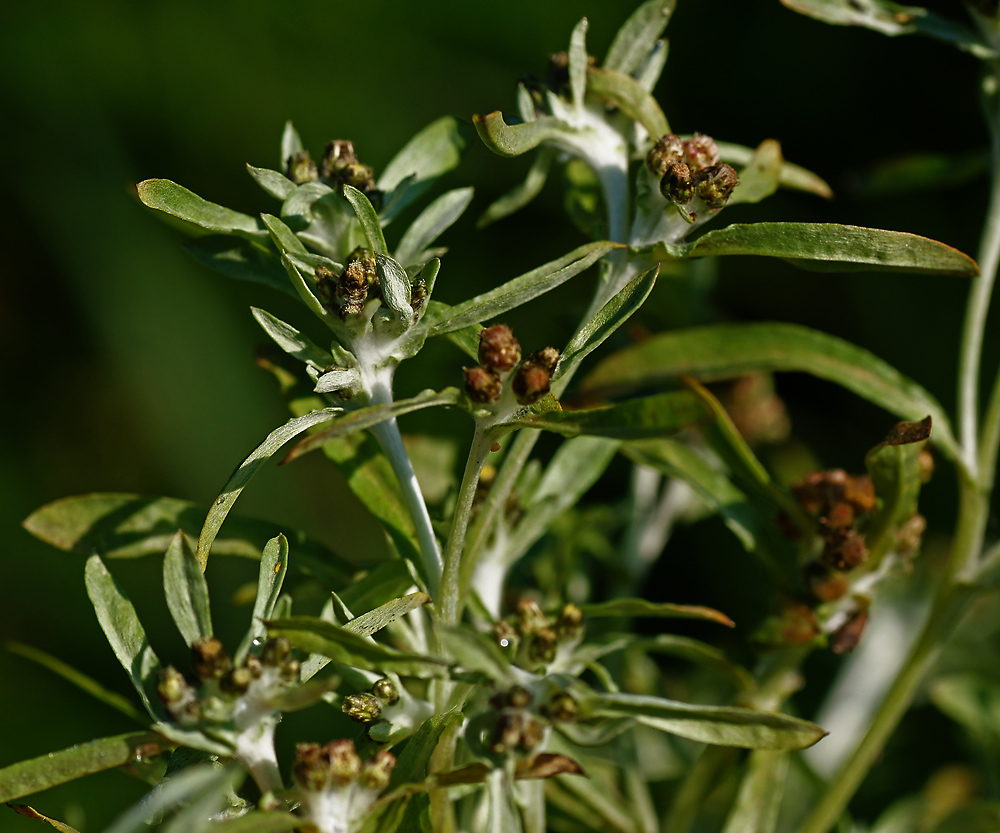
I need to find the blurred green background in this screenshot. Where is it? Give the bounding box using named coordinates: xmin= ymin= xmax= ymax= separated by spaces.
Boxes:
xmin=0 ymin=0 xmax=993 ymax=829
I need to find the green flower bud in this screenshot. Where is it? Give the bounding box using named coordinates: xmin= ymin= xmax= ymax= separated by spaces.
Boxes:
xmin=281 ymin=659 xmax=301 ymax=683
xmin=244 ymin=655 xmax=264 ymax=679
xmin=693 ymin=164 xmax=739 ymax=210
xmin=410 ymin=278 xmax=428 ymax=314
xmin=515 ymin=599 xmax=548 ymax=634
xmin=286 ymin=151 xmax=318 ymax=185
xmin=371 ymin=678 xmax=400 ymax=705
xmin=191 ymin=637 xmax=231 ymax=681
xmin=157 ymin=666 xmax=201 ymax=724
xmin=682 ymin=133 xmax=720 ymax=172
xmin=492 ymin=620 xmax=519 ymax=652
xmin=314 ymin=264 xmax=338 ymax=308
xmin=464 ymin=366 xmax=503 ymax=404
xmin=542 ymin=691 xmax=580 ymax=723
xmin=646 ymin=134 xmax=684 ymax=177
xmin=529 ymin=627 xmax=558 ymax=665
xmin=261 ymin=636 xmax=291 ymax=668
xmin=358 ymin=749 xmax=397 ymax=791
xmin=555 ymin=603 xmax=584 ymax=640
xmin=660 ymin=161 xmax=694 ymax=205
xmin=292 ymin=742 xmax=331 ymax=792
xmin=343 ymin=692 xmax=384 ymax=723
xmin=221 ymin=666 xmax=254 ymax=695
xmin=479 ymin=324 xmax=521 ymax=371
xmin=506 ymin=685 xmax=533 ymax=709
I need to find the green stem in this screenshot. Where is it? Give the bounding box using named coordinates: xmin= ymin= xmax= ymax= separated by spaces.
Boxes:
xmin=978 ymin=347 xmax=1000 ymax=494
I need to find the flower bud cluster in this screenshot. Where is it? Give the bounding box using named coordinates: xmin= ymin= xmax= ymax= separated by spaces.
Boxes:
xmin=293 ymin=740 xmax=396 ymax=833
xmin=490 ymin=600 xmax=584 ymax=671
xmin=283 ymin=139 xmax=381 ymax=207
xmin=463 ymin=325 xmax=560 ymax=409
xmin=342 ymin=677 xmax=400 ymax=724
xmin=793 ymin=469 xmax=876 ymax=574
xmin=481 ymin=681 xmax=580 ymax=761
xmin=646 ymin=133 xmax=738 ymax=221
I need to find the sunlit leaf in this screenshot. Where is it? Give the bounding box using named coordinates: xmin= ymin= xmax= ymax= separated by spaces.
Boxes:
xmin=474 ymin=111 xmax=577 ymax=158
xmin=579 ymin=597 xmax=734 ymax=627
xmin=720 ymin=751 xmax=789 ymax=833
xmin=395 ymin=187 xmax=474 ymax=267
xmin=568 ymin=18 xmax=589 ymax=112
xmin=0 ymin=732 xmax=167 ymax=803
xmin=246 ymin=164 xmax=296 ymax=201
xmin=728 ymin=140 xmax=783 ymax=205
xmin=85 ymin=555 xmax=165 ymax=720
xmin=345 ymin=591 xmax=430 ymax=638
xmin=137 ymin=180 xmax=261 ymax=238
xmin=344 ymin=185 xmax=389 ymax=257
xmin=235 ymin=534 xmax=288 ymax=665
xmin=604 ymin=0 xmax=677 ymax=75
xmin=251 ymin=306 xmax=334 ymax=370
xmin=715 ymin=140 xmax=833 ymax=199
xmin=163 ymin=530 xmax=213 ymax=647
xmin=585 ymin=66 xmax=670 ymax=138
xmin=375 ymin=253 xmax=414 ymax=327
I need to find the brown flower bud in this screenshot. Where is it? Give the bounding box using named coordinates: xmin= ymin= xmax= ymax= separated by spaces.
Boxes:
xmin=479 ymin=324 xmax=521 ymax=371
xmin=292 ymin=743 xmax=331 ymax=792
xmin=822 ymin=528 xmax=868 ymax=571
xmin=261 ymin=636 xmax=292 ymax=668
xmin=555 ymin=604 xmax=584 ymax=640
xmin=221 ymin=666 xmax=254 ymax=695
xmin=525 ymin=347 xmax=560 ymax=375
xmin=281 ymin=659 xmax=301 ymax=683
xmin=492 ymin=620 xmax=519 ymax=651
xmin=157 ymin=667 xmax=201 ymax=723
xmin=896 ymin=513 xmax=927 ymax=556
xmin=358 ymin=749 xmax=396 ymax=791
xmin=491 ymin=713 xmax=525 ymax=755
xmin=831 ymin=610 xmax=869 ymax=655
xmin=529 ymin=627 xmax=559 ymax=664
xmin=314 ymin=264 xmax=338 ymax=307
xmin=542 ymin=691 xmax=580 ymax=723
xmin=512 ymin=363 xmax=552 ymax=406
xmin=693 ymin=164 xmax=739 ymax=209
xmin=286 ymin=151 xmax=318 ymax=185
xmin=515 ymin=599 xmax=548 ymax=634
xmin=327 ymin=739 xmax=362 ymax=786
xmin=660 ymin=161 xmax=694 ymax=204
xmin=803 ymin=562 xmax=849 ymax=603
xmin=464 ymin=366 xmax=503 ymax=404
xmin=646 ymin=133 xmax=684 ymax=177
xmin=337 ymin=250 xmax=376 ymax=318
xmin=682 ymin=133 xmax=720 ymax=172
xmin=519 ymin=717 xmax=545 ymax=752
xmin=506 ymin=685 xmax=533 ymax=709
xmin=191 ymin=637 xmax=231 ymax=681
xmin=319 ymin=140 xmax=358 ymax=180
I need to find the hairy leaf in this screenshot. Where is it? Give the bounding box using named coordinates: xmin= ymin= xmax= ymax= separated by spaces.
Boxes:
xmin=163 ymin=531 xmax=213 ymax=646
xmin=137 ymin=180 xmax=261 ymax=238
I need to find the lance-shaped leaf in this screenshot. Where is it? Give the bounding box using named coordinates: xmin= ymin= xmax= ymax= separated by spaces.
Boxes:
xmin=391 ymin=710 xmax=465 ymax=788
xmin=579 ymin=598 xmax=734 ymax=627
xmin=375 ymin=253 xmax=414 ymax=327
xmin=378 ymin=116 xmax=473 ymax=221
xmin=863 ymin=416 xmax=931 ymax=564
xmin=715 ymin=140 xmax=833 ymax=199
xmin=585 ymin=66 xmax=670 ymax=138
xmin=284 ymin=387 xmax=464 ymax=463
xmin=505 ymin=390 xmax=706 ymax=439
xmin=424 ymin=241 xmax=621 ymax=336
xmin=662 ymin=222 xmax=978 ymax=277
xmin=728 ymin=140 xmax=783 ymax=205
xmin=0 ymin=732 xmax=168 ymax=803
xmin=474 ymin=111 xmax=578 ymax=158
xmin=604 ymin=0 xmax=677 ymax=75
xmin=163 ymin=531 xmax=212 ymax=647
xmin=183 ymin=236 xmax=294 ymax=296
xmin=196 ymin=406 xmax=342 ymax=567
xmin=252 ymin=307 xmax=335 ymax=371
xmin=137 ymin=180 xmax=262 ymax=239
xmin=720 ymin=750 xmax=789 ymax=833
xmin=581 ymin=322 xmax=962 ymax=463
xmin=568 ymin=18 xmax=589 ymax=112
xmin=314 ymin=367 xmax=360 ymax=393
xmin=556 ymin=265 xmax=658 ymax=382
xmin=266 ymin=617 xmax=450 ymax=677
xmin=344 ymin=591 xmax=430 ymax=638
xmin=395 ymin=187 xmax=474 ymax=267
xmin=235 ymin=534 xmax=288 ymax=664
xmin=477 ymin=147 xmax=555 ymax=229
xmin=578 ymin=689 xmax=827 ymax=749
xmin=780 ymin=0 xmax=996 ymax=58
xmin=85 ymin=555 xmax=165 ymax=721
xmin=280 ymin=182 xmax=336 ymax=226
xmin=7 ymin=804 xmax=81 ymax=832
xmin=23 ymin=493 xmax=355 ymax=584
xmin=344 ymin=185 xmax=389 ymax=256
xmin=246 ymin=164 xmax=296 ymax=201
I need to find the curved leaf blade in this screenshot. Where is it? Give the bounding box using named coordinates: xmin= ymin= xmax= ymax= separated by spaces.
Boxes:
xmin=568 ymin=18 xmax=589 ymax=112
xmin=235 ymin=534 xmax=288 ymax=665
xmin=344 ymin=185 xmax=389 ymax=256
xmin=579 ymin=598 xmax=734 ymax=627
xmin=163 ymin=531 xmax=213 ymax=647
xmin=136 ymin=180 xmax=261 ymax=238
xmin=246 ymin=164 xmax=295 ymax=201
xmin=345 ymin=591 xmax=430 ymax=638
xmin=473 ymin=112 xmax=574 ymax=158
xmin=585 ymin=66 xmax=670 ymax=138
xmin=251 ymin=306 xmax=334 ymax=370
xmin=604 ymin=0 xmax=677 ymax=75
xmin=728 ymin=140 xmax=783 ymax=205
xmin=715 ymin=140 xmax=833 ymax=199
xmin=7 ymin=804 xmax=81 ymax=832
xmin=581 ymin=322 xmax=961 ymax=462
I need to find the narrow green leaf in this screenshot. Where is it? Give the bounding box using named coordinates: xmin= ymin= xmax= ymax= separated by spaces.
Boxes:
xmin=196 ymin=407 xmax=343 ymax=568
xmin=581 ymin=322 xmax=962 ymax=463
xmin=604 ymin=0 xmax=677 ymax=75
xmin=378 ymin=116 xmax=473 ymax=219
xmin=715 ymin=140 xmax=833 ymax=199
xmin=375 ymin=253 xmax=414 ymax=327
xmin=395 ymin=187 xmax=474 ymax=267
xmin=208 ymin=812 xmax=303 ymax=832
xmin=283 ymin=388 xmax=464 ymax=463
xmin=585 ymin=66 xmax=670 ymax=138
xmin=5 ymin=641 xmax=149 ymax=725
xmin=581 ymin=690 xmax=827 ymax=749
xmin=280 ymin=181 xmax=335 ymax=226
xmin=183 ymin=236 xmax=295 ymax=296
xmin=506 ymin=390 xmax=706 ymax=440
xmin=556 ymin=265 xmax=658 ymax=381
xmin=0 ymin=732 xmax=167 ymax=803
xmin=424 ymin=241 xmax=621 ymax=336
xmin=314 ymin=367 xmax=360 ymax=393
xmin=261 ymin=212 xmax=308 ymax=255
xmin=161 ymin=767 xmax=246 ymax=833
xmin=266 ymin=616 xmax=451 ymax=678
xmin=279 ymin=252 xmax=337 ymax=325
xmin=474 ymin=112 xmax=575 ymax=158
xmin=852 ymin=150 xmax=989 ymax=199
xmin=668 ymin=222 xmax=978 ymax=277
xmin=246 ymin=164 xmax=295 ymax=201
xmin=568 ymin=18 xmax=589 ymax=113
xmin=251 ymin=306 xmax=334 ymax=370
xmin=728 ymin=139 xmax=783 ymax=205
xmin=579 ymin=598 xmax=734 ymax=627
xmin=344 ymin=185 xmax=389 ymax=256
xmin=235 ymin=534 xmax=288 ymax=664
xmin=163 ymin=531 xmax=213 ymax=647
xmin=487 ymin=768 xmax=524 ymax=833
xmin=720 ymin=751 xmax=789 ymax=833
xmin=7 ymin=804 xmax=81 ymax=832
xmin=137 ymin=180 xmax=261 ymax=238
xmin=85 ymin=555 xmax=164 ymax=720
xmin=391 ymin=710 xmax=464 ymax=787
xmin=345 ymin=592 xmax=430 ymax=638
xmin=22 ymin=493 xmax=355 ymax=583
xmin=280 ymin=121 xmax=304 ymax=168
xmin=477 ymin=148 xmax=555 ymax=229
xmin=634 ymin=38 xmax=668 ymax=92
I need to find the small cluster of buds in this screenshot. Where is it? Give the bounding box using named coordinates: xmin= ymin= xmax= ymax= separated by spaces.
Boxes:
xmin=285 ymin=139 xmax=382 ymax=208
xmin=341 ymin=677 xmax=400 ymax=724
xmin=157 ymin=636 xmax=300 ymax=726
xmin=463 ymin=325 xmax=560 ymax=408
xmin=794 ymin=469 xmax=877 ymax=576
xmin=314 ymin=248 xmax=424 ymax=323
xmin=491 ymin=600 xmax=584 ymax=670
xmin=646 ymin=133 xmax=739 ymax=220
xmin=484 ymin=683 xmax=580 ymax=759
xmin=293 ymin=740 xmax=396 ymax=833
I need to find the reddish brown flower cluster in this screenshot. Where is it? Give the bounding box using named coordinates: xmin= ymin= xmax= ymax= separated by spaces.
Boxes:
xmin=646 ymin=132 xmax=739 ymax=214
xmin=794 ymin=469 xmax=876 ymax=574
xmin=285 ymin=138 xmax=382 ymax=207
xmin=464 ymin=325 xmax=560 ymax=407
